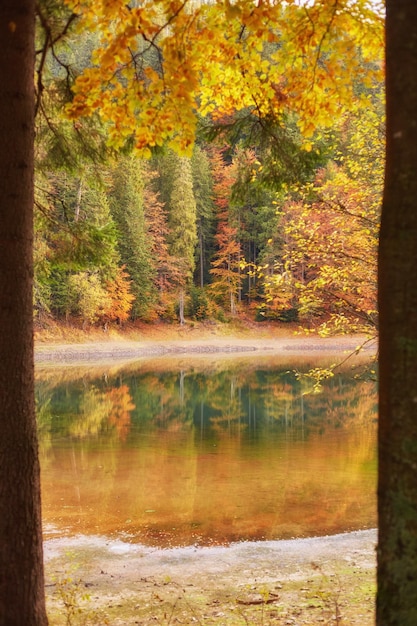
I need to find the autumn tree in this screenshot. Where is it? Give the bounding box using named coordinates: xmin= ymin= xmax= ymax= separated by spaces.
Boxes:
xmin=209 ymin=147 xmax=242 ymax=315
xmin=143 ymin=168 xmax=180 ymax=318
xmin=102 ymin=265 xmax=135 ymax=324
xmin=279 ymin=163 xmax=379 ymax=332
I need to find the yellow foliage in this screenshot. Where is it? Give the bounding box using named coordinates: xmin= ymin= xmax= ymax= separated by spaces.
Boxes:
xmin=64 ymin=0 xmax=384 ymax=156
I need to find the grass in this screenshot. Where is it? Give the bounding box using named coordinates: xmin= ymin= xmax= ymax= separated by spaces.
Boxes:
xmin=46 ymin=559 xmax=376 ymax=626
xmin=34 ymin=316 xmax=302 ymax=345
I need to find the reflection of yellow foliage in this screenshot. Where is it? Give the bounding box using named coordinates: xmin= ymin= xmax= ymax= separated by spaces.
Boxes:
xmin=69 ymin=387 xmax=112 ymax=438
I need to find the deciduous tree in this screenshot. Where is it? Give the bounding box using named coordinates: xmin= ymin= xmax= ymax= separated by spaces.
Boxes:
xmin=143 ymin=169 xmax=180 ymax=319
xmin=209 ymin=148 xmax=242 ymax=315
xmin=103 ymin=265 xmax=135 ymax=324
xmin=281 ymin=163 xmax=379 ymax=333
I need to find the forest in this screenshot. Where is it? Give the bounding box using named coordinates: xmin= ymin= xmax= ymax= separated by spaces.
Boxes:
xmin=34 ymin=0 xmax=383 ymax=336
xmin=13 ymin=1 xmax=417 ymax=625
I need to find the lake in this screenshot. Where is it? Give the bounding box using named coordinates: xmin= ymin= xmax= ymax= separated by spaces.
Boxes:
xmin=36 ymin=354 xmax=377 ymax=547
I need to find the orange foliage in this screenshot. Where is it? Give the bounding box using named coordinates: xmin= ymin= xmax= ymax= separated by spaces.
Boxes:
xmin=281 ymin=164 xmax=379 ymax=333
xmin=104 ymin=265 xmax=135 ymax=323
xmin=106 ymin=384 xmax=135 ymax=441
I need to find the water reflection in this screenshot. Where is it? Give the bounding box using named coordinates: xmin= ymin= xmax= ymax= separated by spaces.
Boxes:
xmin=37 ymin=357 xmax=377 ymax=547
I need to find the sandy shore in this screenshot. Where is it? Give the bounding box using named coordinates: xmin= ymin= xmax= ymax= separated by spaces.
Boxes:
xmin=45 ymin=529 xmax=376 ymax=625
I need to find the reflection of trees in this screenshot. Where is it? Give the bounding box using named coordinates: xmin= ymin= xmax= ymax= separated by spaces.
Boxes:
xmin=106 ymin=385 xmax=135 ymax=441
xmin=36 ymin=363 xmax=377 ymax=446
xmin=36 ymin=380 xmax=136 ymax=442
xmin=70 ymin=387 xmax=112 ymax=438
xmin=207 ymin=373 xmax=245 ymax=434
xmin=37 ymin=361 xmax=378 ymax=545
xmin=129 ymin=371 xmax=195 ymax=432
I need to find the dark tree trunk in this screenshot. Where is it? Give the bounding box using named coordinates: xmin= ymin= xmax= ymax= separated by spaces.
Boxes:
xmin=0 ymin=1 xmax=48 ymax=624
xmin=377 ymin=2 xmax=417 ymax=624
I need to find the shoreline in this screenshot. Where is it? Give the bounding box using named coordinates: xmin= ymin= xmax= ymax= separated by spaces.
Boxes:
xmin=45 ymin=528 xmax=377 ymax=625
xmin=35 ymin=333 xmax=376 ymax=365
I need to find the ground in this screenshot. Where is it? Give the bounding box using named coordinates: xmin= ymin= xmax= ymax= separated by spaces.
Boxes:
xmin=37 ymin=319 xmax=377 ymax=625
xmin=44 ymin=530 xmax=376 ymax=626
xmin=35 ymin=318 xmax=375 ymax=366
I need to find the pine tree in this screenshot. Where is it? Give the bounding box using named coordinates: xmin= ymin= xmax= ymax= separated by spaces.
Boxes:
xmin=109 ymin=155 xmax=156 ymax=319
xmin=191 ymin=145 xmax=215 ymax=288
xmin=35 ymin=168 xmax=119 ymax=321
xmin=167 ymin=156 xmax=198 ymax=323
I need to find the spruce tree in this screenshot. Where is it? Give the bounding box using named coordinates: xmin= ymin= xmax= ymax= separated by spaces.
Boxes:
xmin=191 ymin=145 xmax=215 ymax=288
xmin=109 ymin=155 xmax=156 ymax=319
xmin=167 ymin=156 xmax=198 ymax=323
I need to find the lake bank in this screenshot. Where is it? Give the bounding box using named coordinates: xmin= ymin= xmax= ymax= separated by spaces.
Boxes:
xmin=35 ymin=331 xmax=376 ymax=365
xmin=45 ymin=529 xmax=376 ymax=625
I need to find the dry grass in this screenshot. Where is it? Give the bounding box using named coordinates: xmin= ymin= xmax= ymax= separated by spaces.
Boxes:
xmin=34 ymin=316 xmax=302 ymax=346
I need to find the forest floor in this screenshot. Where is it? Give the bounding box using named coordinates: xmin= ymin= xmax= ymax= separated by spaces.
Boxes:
xmin=37 ymin=319 xmax=377 ymax=625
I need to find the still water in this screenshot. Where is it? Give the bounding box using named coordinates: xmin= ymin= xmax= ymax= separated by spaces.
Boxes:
xmin=36 ymin=356 xmax=377 ymax=547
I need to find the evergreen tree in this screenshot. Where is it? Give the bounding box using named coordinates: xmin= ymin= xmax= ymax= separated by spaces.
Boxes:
xmin=191 ymin=145 xmax=215 ymax=288
xmin=109 ymin=155 xmax=156 ymax=319
xmin=167 ymin=156 xmax=198 ymax=324
xmin=35 ymin=168 xmax=119 ymax=321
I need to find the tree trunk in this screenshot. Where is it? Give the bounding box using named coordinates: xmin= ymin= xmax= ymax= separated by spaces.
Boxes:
xmin=179 ymin=288 xmax=185 ymax=325
xmin=0 ymin=2 xmax=48 ymax=624
xmin=199 ymin=227 xmax=204 ymax=288
xmin=377 ymin=2 xmax=417 ymax=624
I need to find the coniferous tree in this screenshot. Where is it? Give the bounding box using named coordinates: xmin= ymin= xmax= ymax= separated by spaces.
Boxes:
xmin=191 ymin=145 xmax=215 ymax=288
xmin=35 ymin=168 xmax=119 ymax=321
xmin=109 ymin=155 xmax=156 ymax=319
xmin=167 ymin=156 xmax=198 ymax=323
xmin=0 ymin=1 xmax=48 ymax=621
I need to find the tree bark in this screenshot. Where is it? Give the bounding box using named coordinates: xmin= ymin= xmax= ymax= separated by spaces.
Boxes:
xmin=0 ymin=1 xmax=48 ymax=624
xmin=179 ymin=287 xmax=185 ymax=325
xmin=377 ymin=2 xmax=417 ymax=624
